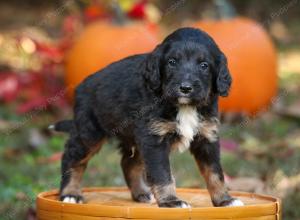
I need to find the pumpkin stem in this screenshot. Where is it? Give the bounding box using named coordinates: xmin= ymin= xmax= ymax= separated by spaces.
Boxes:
xmin=110 ymin=0 xmax=127 ymax=25
xmin=213 ymin=0 xmax=237 ymax=19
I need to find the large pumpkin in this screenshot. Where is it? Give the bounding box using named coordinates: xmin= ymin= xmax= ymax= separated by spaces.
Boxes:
xmin=194 ymin=18 xmax=277 ymax=115
xmin=64 ymin=22 xmax=159 ymax=95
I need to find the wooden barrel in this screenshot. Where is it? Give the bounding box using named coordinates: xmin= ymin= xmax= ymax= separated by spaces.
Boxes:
xmin=37 ymin=187 xmax=281 ymax=220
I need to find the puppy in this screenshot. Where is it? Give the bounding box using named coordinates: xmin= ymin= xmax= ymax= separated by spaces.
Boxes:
xmin=52 ymin=27 xmax=244 ymax=208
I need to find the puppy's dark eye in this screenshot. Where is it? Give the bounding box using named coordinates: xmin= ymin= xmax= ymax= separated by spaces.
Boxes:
xmin=200 ymin=62 xmax=209 ymax=70
xmin=168 ymin=58 xmax=177 ymax=67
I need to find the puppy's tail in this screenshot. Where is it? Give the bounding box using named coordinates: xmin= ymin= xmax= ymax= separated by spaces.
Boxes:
xmin=48 ymin=120 xmax=74 ymax=133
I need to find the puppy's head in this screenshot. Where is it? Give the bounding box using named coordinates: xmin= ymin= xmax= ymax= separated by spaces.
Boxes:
xmin=143 ymin=27 xmax=231 ymax=106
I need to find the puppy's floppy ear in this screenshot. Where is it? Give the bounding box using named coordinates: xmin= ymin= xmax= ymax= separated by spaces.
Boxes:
xmin=216 ymin=53 xmax=232 ymax=97
xmin=143 ymin=44 xmax=163 ymax=92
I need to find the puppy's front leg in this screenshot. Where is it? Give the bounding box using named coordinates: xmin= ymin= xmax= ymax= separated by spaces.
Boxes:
xmin=136 ymin=132 xmax=189 ymax=208
xmin=190 ymin=136 xmax=244 ymax=207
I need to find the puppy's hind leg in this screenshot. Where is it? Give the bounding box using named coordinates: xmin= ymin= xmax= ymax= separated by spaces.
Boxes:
xmin=60 ymin=127 xmax=106 ymax=204
xmin=120 ymin=144 xmax=154 ymax=203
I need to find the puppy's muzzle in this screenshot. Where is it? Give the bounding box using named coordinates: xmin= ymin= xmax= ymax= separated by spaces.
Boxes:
xmin=179 ymin=82 xmax=193 ymax=95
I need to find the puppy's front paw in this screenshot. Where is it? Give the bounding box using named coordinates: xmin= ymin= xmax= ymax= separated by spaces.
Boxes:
xmin=159 ymin=198 xmax=191 ymax=208
xmin=225 ymin=199 xmax=244 ymax=207
xmin=60 ymin=194 xmax=83 ymax=204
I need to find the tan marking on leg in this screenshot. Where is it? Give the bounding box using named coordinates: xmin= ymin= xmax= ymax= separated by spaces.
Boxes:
xmin=61 ymin=165 xmax=85 ymax=196
xmin=122 ymin=150 xmax=153 ymax=202
xmin=61 ymin=140 xmax=105 ymax=197
xmin=199 ymin=117 xmax=219 ymax=142
xmin=149 ymin=121 xmax=177 ymax=136
xmin=152 ymin=177 xmax=176 ymax=202
xmin=201 ymin=166 xmax=228 ymax=204
xmin=128 ymin=161 xmax=149 ymax=192
xmin=79 ymin=139 xmax=106 ymax=165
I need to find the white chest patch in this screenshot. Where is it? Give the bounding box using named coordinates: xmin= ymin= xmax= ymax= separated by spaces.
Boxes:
xmin=174 ymin=105 xmax=199 ymax=152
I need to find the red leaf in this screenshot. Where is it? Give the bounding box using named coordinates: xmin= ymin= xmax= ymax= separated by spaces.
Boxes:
xmin=0 ymin=72 xmax=19 ymax=102
xmin=220 ymin=139 xmax=239 ymax=152
xmin=38 ymin=152 xmax=63 ymax=164
xmin=127 ymin=0 xmax=147 ymax=19
xmin=48 ymin=152 xmax=63 ymax=162
xmin=35 ymin=42 xmax=64 ymax=61
xmin=16 ymin=97 xmax=48 ymax=114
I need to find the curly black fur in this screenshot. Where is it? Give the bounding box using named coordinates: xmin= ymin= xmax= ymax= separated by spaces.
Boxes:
xmin=53 ymin=27 xmax=237 ymax=207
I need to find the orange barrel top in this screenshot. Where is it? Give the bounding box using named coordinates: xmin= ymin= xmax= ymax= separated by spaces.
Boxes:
xmin=37 ymin=187 xmax=281 ymax=220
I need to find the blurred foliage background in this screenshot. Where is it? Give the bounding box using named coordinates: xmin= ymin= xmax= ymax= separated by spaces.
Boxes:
xmin=0 ymin=0 xmax=300 ymax=219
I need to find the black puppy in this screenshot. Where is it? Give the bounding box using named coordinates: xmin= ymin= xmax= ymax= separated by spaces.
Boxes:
xmin=52 ymin=27 xmax=244 ymax=207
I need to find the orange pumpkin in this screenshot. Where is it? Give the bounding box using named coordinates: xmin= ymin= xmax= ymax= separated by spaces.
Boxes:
xmin=64 ymin=22 xmax=159 ymax=96
xmin=194 ymin=18 xmax=278 ymax=115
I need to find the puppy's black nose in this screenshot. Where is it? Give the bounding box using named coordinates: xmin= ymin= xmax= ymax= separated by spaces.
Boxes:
xmin=180 ymin=83 xmax=193 ymax=94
